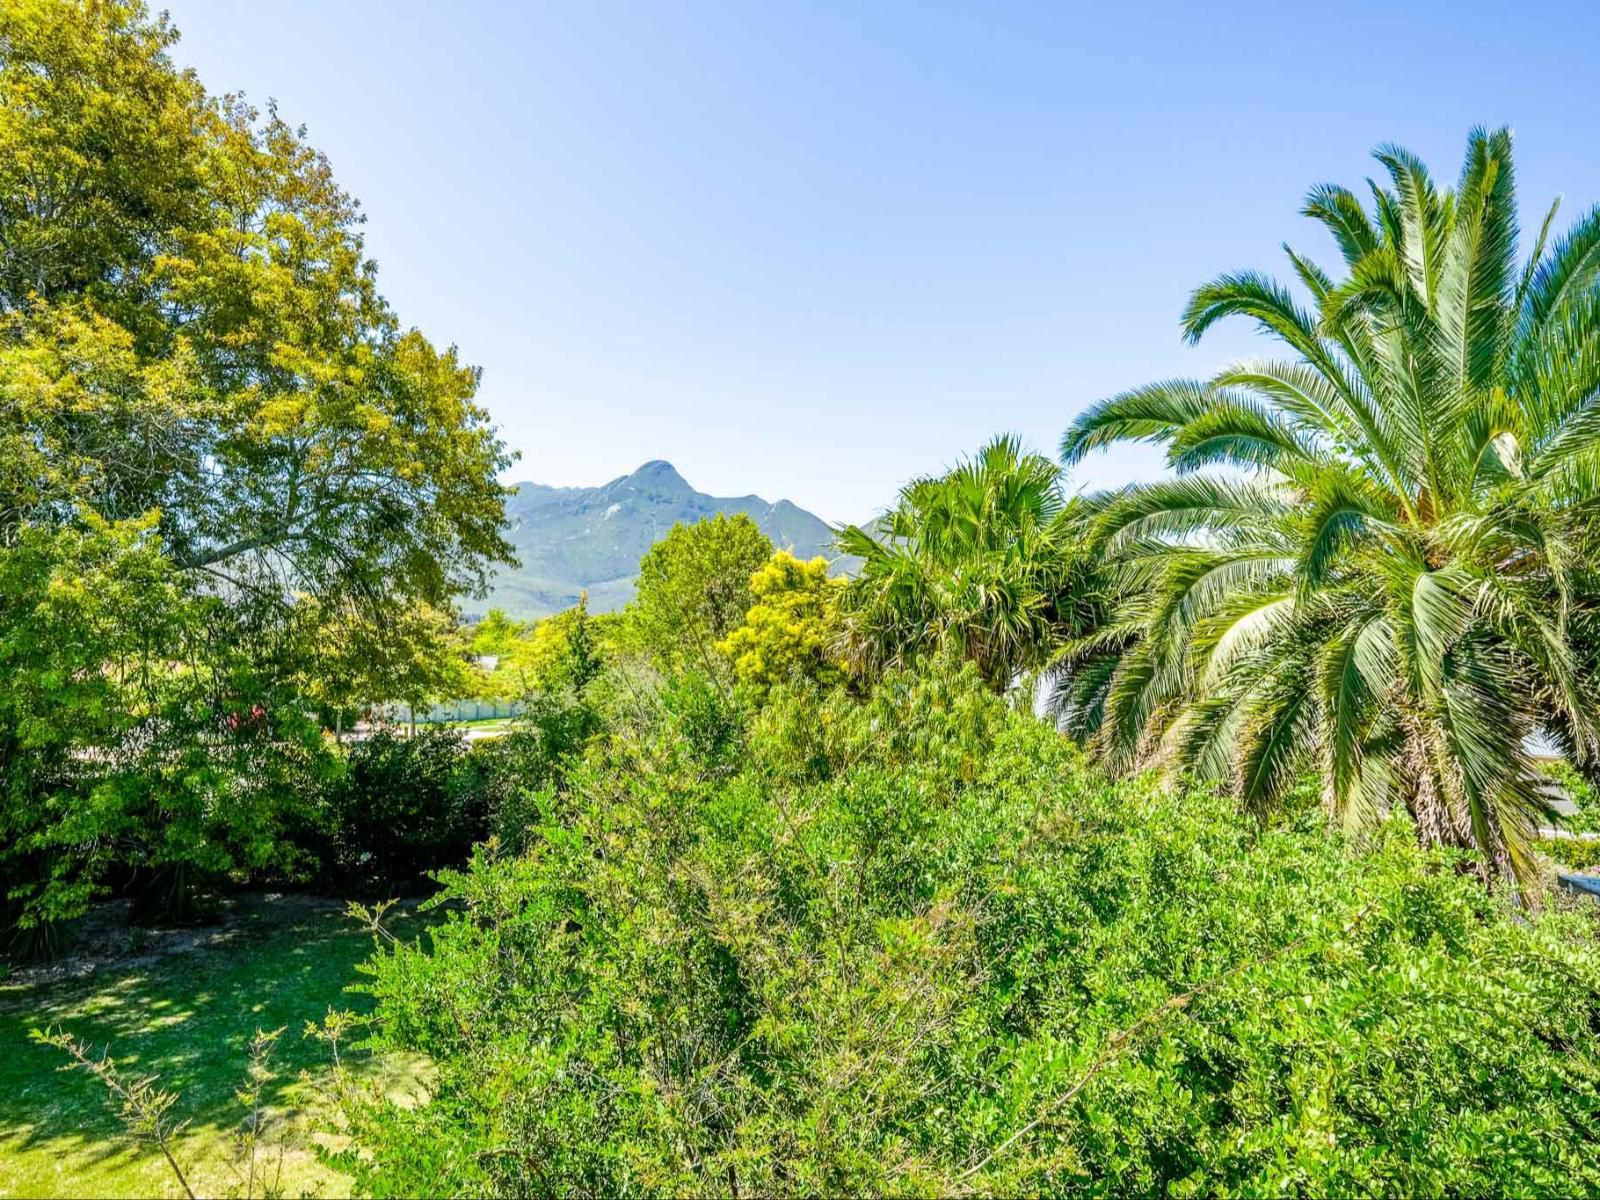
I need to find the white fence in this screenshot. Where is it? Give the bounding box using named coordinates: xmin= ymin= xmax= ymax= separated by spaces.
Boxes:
xmin=374 ymin=699 xmax=525 ymax=726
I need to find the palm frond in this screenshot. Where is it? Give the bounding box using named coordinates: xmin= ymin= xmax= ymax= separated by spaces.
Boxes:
xmin=1164 ymin=400 xmax=1323 ymax=474
xmin=1090 ymin=477 xmax=1293 ymax=553
xmin=1298 ymin=468 xmax=1400 ymax=589
xmin=1180 ymin=270 xmax=1323 ymax=355
xmin=1303 ymin=183 xmax=1379 ymax=265
xmin=1518 ymin=201 xmax=1600 ymax=345
xmin=1318 ymin=614 xmax=1396 ymax=829
xmin=1060 ymin=379 xmax=1217 ymax=465
xmin=1374 ymin=142 xmax=1448 ymax=303
xmin=1437 ymin=126 xmax=1518 ymax=398
xmin=1058 ymin=128 xmax=1600 ymax=893
xmin=1235 ymin=653 xmax=1317 ymax=815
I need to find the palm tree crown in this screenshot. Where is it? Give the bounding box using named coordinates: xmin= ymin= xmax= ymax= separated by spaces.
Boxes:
xmin=1058 ymin=127 xmax=1600 ymax=885
xmin=839 ymin=435 xmax=1094 ymax=692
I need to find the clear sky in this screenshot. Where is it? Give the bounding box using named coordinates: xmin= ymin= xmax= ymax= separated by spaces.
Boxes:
xmin=170 ymin=0 xmax=1600 ymax=524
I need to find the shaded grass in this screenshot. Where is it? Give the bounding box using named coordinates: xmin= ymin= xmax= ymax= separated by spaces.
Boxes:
xmin=0 ymin=896 xmax=429 ymax=1199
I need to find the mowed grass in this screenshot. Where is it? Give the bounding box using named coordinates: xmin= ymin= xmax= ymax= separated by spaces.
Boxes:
xmin=0 ymin=896 xmax=430 ymax=1199
xmin=440 ymin=717 xmax=515 ymax=737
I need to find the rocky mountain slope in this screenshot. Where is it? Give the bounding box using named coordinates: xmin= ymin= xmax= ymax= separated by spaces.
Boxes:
xmin=480 ymin=460 xmax=845 ymax=618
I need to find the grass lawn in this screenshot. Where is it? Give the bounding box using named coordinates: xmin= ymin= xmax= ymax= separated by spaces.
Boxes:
xmin=0 ymin=895 xmax=429 ymax=1199
xmin=440 ymin=717 xmax=515 ymax=737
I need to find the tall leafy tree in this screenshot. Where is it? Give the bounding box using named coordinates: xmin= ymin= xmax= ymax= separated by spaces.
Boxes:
xmin=0 ymin=0 xmax=513 ymax=934
xmin=1058 ymin=128 xmax=1600 ymax=886
xmin=470 ymin=609 xmax=531 ymax=660
xmin=0 ymin=1 xmax=513 ymax=606
xmin=839 ymin=436 xmax=1096 ymax=692
xmin=294 ymin=596 xmax=479 ymax=731
xmin=475 ymin=602 xmax=604 ymax=700
xmin=629 ymin=514 xmax=774 ymax=670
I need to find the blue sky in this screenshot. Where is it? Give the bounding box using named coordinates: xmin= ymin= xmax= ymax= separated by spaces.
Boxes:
xmin=172 ymin=0 xmax=1600 ymax=523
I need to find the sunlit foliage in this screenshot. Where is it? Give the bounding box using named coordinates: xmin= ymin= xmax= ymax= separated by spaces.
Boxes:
xmin=327 ymin=661 xmax=1600 ymax=1196
xmin=1059 ymin=129 xmax=1600 ymax=887
xmin=629 ymin=513 xmax=774 ymax=669
xmin=718 ymin=551 xmax=848 ymax=691
xmin=0 ymin=0 xmax=511 ymax=935
xmin=839 ymin=436 xmax=1097 ymax=692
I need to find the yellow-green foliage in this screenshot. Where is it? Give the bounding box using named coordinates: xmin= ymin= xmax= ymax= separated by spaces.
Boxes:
xmin=297 ymin=596 xmax=478 ymax=716
xmin=471 ymin=601 xmax=619 ymax=699
xmin=469 ymin=609 xmax=528 ymax=660
xmin=501 ymin=608 xmax=582 ymax=695
xmin=0 ymin=0 xmax=512 ymax=933
xmin=631 ymin=514 xmax=773 ymax=668
xmin=1538 ymin=837 xmax=1600 ymax=872
xmin=719 ymin=551 xmax=847 ymax=689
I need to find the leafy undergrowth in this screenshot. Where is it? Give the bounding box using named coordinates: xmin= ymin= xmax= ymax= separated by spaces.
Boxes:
xmin=335 ymin=665 xmax=1600 ymax=1197
xmin=0 ymin=894 xmax=429 ymax=1199
xmin=1542 ymin=837 xmax=1600 ymax=873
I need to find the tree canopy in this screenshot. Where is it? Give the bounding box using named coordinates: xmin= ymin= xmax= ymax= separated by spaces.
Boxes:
xmin=840 ymin=435 xmax=1097 ymax=692
xmin=718 ymin=550 xmax=848 ymax=691
xmin=0 ymin=0 xmax=513 ymax=605
xmin=629 ymin=513 xmax=774 ymax=669
xmin=0 ymin=0 xmax=512 ymax=934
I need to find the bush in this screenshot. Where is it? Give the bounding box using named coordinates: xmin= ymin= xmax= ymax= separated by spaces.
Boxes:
xmin=1539 ymin=836 xmax=1600 ymax=873
xmin=324 ymin=663 xmax=1600 ymax=1196
xmin=319 ymin=729 xmax=487 ymax=893
xmin=470 ymin=619 xmax=608 ymax=855
xmin=1551 ymin=760 xmax=1600 ymax=833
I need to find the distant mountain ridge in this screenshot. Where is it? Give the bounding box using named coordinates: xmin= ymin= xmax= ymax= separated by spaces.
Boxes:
xmin=480 ymin=460 xmax=847 ymax=618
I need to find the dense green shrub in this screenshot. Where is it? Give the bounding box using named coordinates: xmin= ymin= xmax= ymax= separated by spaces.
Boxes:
xmin=319 ymin=729 xmax=488 ymax=893
xmin=469 ymin=606 xmax=608 ymax=855
xmin=467 ymin=731 xmax=559 ymax=858
xmin=1539 ymin=837 xmax=1600 ymax=873
xmin=470 ymin=716 xmax=597 ymax=859
xmin=1552 ymin=761 xmax=1600 ymax=834
xmin=325 ymin=664 xmax=1600 ymax=1196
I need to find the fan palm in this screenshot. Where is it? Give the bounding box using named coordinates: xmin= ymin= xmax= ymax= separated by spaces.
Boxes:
xmin=1057 ymin=128 xmax=1600 ymax=886
xmin=839 ymin=435 xmax=1095 ymax=692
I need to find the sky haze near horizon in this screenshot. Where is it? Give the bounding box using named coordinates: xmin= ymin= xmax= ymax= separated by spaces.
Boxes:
xmin=171 ymin=0 xmax=1600 ymax=523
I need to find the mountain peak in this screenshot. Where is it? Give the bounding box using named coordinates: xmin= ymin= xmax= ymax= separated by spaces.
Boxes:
xmin=486 ymin=463 xmax=850 ymax=619
xmin=631 ymin=459 xmax=686 ymax=482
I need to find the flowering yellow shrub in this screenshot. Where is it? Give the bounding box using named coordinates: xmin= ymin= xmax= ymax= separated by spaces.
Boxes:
xmin=718 ymin=551 xmax=848 ymax=689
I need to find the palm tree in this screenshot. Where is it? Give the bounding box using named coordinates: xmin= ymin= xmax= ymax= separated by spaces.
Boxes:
xmin=1057 ymin=128 xmax=1600 ymax=886
xmin=839 ymin=435 xmax=1096 ymax=692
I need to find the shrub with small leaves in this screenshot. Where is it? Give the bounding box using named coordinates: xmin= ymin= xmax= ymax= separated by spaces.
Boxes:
xmin=326 ymin=661 xmax=1600 ymax=1197
xmin=319 ymin=729 xmax=487 ymax=893
xmin=1539 ymin=836 xmax=1600 ymax=873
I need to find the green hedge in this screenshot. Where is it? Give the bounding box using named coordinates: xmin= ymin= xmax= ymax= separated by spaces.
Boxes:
xmin=327 ymin=665 xmax=1600 ymax=1197
xmin=1538 ymin=835 xmax=1600 ymax=873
